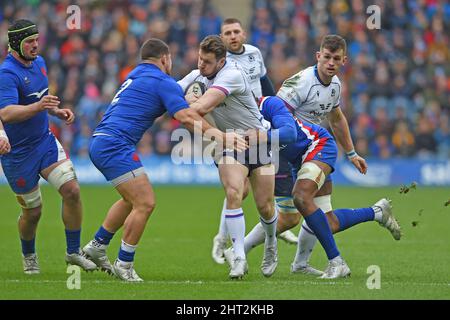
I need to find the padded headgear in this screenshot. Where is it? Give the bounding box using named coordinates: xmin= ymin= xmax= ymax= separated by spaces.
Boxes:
xmin=8 ymin=19 xmax=39 ymax=61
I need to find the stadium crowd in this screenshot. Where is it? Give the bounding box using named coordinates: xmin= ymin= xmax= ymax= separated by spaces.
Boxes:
xmin=1 ymin=0 xmax=448 ymax=160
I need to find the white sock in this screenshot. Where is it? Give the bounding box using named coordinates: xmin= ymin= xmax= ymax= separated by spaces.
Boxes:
xmin=224 ymin=208 xmax=246 ymax=259
xmin=294 ymin=221 xmax=318 ymax=267
xmin=244 ymin=222 xmax=265 ymax=254
xmin=372 ymin=206 xmax=383 ymax=222
xmin=217 ymin=198 xmax=228 ymax=237
xmin=260 ymin=208 xmax=278 ymax=247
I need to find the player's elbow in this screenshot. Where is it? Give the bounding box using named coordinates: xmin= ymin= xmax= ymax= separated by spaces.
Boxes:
xmin=0 ymin=108 xmax=13 ymax=123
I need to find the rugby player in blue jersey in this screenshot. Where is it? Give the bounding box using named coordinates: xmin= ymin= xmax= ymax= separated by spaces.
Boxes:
xmin=82 ymin=38 xmax=246 ymax=282
xmin=224 ymin=96 xmax=401 ymax=278
xmin=0 ymin=20 xmax=97 ymax=274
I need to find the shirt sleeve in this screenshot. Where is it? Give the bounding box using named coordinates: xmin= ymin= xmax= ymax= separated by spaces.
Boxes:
xmin=0 ymin=70 xmax=19 ymax=109
xmin=158 ymin=78 xmax=190 ymax=117
xmin=177 ymin=70 xmax=201 ymax=93
xmin=211 ymin=68 xmax=245 ymax=96
xmin=277 ymin=71 xmax=309 ymax=108
xmin=263 ymin=97 xmax=297 ymax=144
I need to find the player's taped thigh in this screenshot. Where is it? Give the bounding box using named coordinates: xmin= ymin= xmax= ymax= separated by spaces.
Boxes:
xmin=313 ymin=194 xmax=332 ymax=213
xmin=16 ymin=188 xmax=42 ymax=209
xmin=275 ymin=196 xmax=298 ymax=214
xmin=47 ymin=160 xmax=77 ymax=190
xmin=297 ymin=161 xmax=326 ymax=190
xmin=111 ymin=167 xmax=147 ymax=187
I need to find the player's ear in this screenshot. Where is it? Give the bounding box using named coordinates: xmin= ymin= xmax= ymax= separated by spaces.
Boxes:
xmin=342 ymin=55 xmax=348 ymax=66
xmin=316 ymin=51 xmax=321 ymax=62
xmin=218 ymin=57 xmax=226 ymax=68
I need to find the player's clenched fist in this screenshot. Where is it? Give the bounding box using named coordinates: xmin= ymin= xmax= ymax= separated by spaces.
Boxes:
xmin=0 ymin=131 xmax=11 ymax=155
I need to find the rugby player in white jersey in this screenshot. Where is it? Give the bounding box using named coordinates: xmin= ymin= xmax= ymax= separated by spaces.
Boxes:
xmin=237 ymin=35 xmax=401 ymax=277
xmin=210 ymin=18 xmax=298 ymax=265
xmin=178 ymin=35 xmax=279 ymax=279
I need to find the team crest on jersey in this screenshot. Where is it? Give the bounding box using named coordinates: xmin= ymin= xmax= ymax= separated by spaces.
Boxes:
xmin=248 ymin=55 xmax=255 ymax=62
xmin=331 ymin=89 xmax=336 ymax=97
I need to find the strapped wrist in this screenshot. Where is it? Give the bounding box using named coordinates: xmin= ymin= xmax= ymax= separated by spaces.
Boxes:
xmin=346 ymin=149 xmax=358 ymax=159
xmin=0 ymin=129 xmax=9 ymax=141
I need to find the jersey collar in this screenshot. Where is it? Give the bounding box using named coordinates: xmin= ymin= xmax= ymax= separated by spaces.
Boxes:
xmin=314 ymin=64 xmax=331 ymax=87
xmin=227 ymin=45 xmax=246 ymax=55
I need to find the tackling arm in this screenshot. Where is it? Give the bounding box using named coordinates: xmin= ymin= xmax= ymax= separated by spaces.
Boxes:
xmin=189 ymin=88 xmax=226 ymax=116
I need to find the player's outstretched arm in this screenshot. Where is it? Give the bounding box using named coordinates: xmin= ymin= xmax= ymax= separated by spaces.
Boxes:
xmin=0 ymin=95 xmax=60 ymax=124
xmin=327 ymin=106 xmax=367 ymax=174
xmin=174 ymin=107 xmax=247 ymax=152
xmin=189 ymin=88 xmax=227 ymax=116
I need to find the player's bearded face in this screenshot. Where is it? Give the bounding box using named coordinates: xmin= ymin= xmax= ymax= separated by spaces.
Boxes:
xmin=221 ymin=23 xmax=246 ymax=53
xmin=317 ymin=48 xmax=346 ymax=77
xmin=198 ymin=50 xmax=225 ymax=77
xmin=22 ymin=35 xmax=39 ymax=60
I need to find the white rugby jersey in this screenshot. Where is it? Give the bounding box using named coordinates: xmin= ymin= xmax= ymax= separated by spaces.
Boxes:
xmin=227 ymin=44 xmax=267 ymax=99
xmin=178 ymin=61 xmax=270 ymax=132
xmin=277 ymin=65 xmax=341 ymax=125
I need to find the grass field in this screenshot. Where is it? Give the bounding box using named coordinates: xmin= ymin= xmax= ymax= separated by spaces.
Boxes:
xmin=0 ymin=184 xmax=449 ymax=300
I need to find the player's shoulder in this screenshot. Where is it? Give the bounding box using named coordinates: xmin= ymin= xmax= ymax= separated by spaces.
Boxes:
xmin=218 ymin=62 xmax=243 ymax=78
xmin=331 ymin=74 xmax=342 ymax=86
xmin=243 ymin=44 xmax=262 ymax=55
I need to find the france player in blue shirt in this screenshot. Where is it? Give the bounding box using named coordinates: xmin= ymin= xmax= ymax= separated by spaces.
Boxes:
xmin=0 ymin=20 xmax=97 ymax=274
xmin=82 ymin=38 xmax=246 ymax=282
xmin=233 ymin=96 xmax=402 ymax=278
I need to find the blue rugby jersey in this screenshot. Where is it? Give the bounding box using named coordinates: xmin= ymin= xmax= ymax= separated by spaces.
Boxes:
xmin=0 ymin=53 xmax=49 ymax=154
xmin=94 ymin=63 xmax=189 ymax=145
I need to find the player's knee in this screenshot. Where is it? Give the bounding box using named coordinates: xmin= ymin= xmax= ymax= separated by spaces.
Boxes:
xmin=256 ymin=200 xmax=274 ymax=218
xmin=292 ymin=190 xmax=313 ymax=213
xmin=61 ymin=182 xmax=81 ymax=204
xmin=225 ymin=186 xmax=242 ymax=206
xmin=277 ymin=213 xmax=300 ymax=232
xmin=136 ymin=198 xmax=156 ymax=216
xmin=20 ymin=207 xmax=42 ymax=224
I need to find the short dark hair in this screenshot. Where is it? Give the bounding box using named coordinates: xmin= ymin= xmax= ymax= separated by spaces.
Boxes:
xmin=140 ymin=38 xmax=169 ymax=60
xmin=320 ymin=35 xmax=347 ymax=54
xmin=199 ymin=35 xmax=226 ymax=60
xmin=222 ymin=18 xmax=242 ymax=27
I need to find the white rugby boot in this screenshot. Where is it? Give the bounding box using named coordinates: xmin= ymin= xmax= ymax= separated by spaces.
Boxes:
xmin=212 ymin=234 xmax=227 ymax=264
xmin=261 ymin=244 xmax=278 ymax=277
xmin=278 ymin=230 xmax=298 ymax=245
xmin=290 ymin=262 xmax=324 ymax=276
xmin=229 ymin=257 xmax=248 ymax=280
xmin=65 ymin=249 xmax=98 ymax=272
xmin=82 ymin=240 xmax=113 ymax=273
xmin=223 ymin=247 xmax=236 ymax=268
xmin=374 ymin=198 xmax=402 ymax=240
xmin=112 ymin=259 xmax=143 ymax=282
xmin=22 ymin=253 xmax=40 ymax=275
xmin=320 ymin=256 xmax=351 ymax=279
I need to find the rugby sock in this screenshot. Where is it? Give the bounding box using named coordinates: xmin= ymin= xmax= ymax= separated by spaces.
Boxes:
xmin=218 ymin=198 xmax=228 ymax=237
xmin=333 ymin=207 xmax=375 ymax=231
xmin=371 ymin=206 xmax=383 ymax=222
xmin=224 ymin=208 xmax=246 ymax=259
xmin=293 ymin=221 xmax=318 ymax=267
xmin=260 ymin=208 xmax=278 ymax=247
xmin=21 ymin=237 xmax=36 ymax=255
xmin=304 ymin=208 xmax=339 ymax=260
xmin=244 ymin=223 xmax=265 ymax=254
xmin=94 ymin=225 xmax=115 ymax=245
xmin=118 ymin=240 xmax=137 ymax=262
xmin=65 ymin=229 xmax=81 ymax=254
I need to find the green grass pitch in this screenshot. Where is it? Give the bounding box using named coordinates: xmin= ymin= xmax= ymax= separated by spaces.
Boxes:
xmin=0 ymin=184 xmax=449 ymax=300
